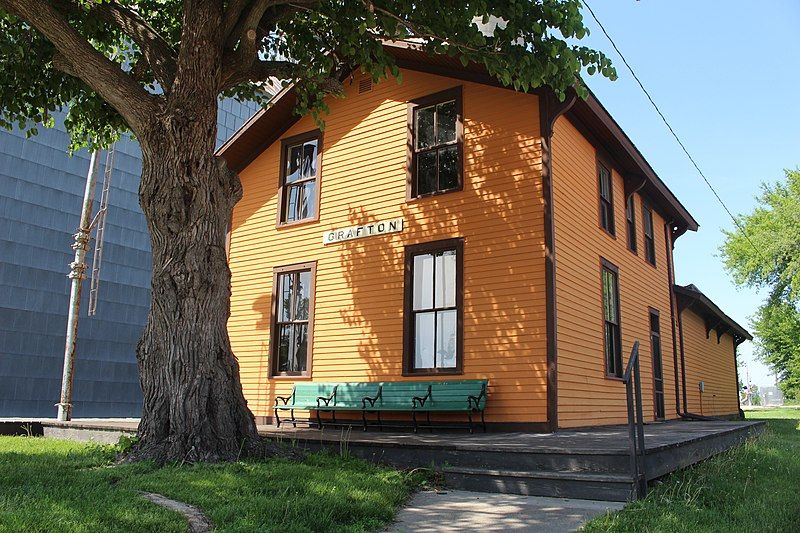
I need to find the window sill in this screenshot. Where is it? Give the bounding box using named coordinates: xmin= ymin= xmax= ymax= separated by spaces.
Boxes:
xmin=276 ymin=217 xmax=319 ymax=230
xmin=402 ymin=369 xmax=463 ymax=377
xmin=605 ymin=374 xmax=625 ymax=382
xmin=599 ymin=225 xmax=617 ymax=240
xmin=269 ymin=374 xmax=312 ymax=380
xmin=406 ymin=186 xmax=463 ymax=203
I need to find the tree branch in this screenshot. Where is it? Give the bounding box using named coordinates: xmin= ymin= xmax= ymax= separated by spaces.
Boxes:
xmin=1 ymin=0 xmax=158 ymax=133
xmin=221 ymin=59 xmax=298 ymax=90
xmin=89 ymin=2 xmax=178 ymax=91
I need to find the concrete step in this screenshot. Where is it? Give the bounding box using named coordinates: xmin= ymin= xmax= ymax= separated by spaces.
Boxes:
xmin=443 ymin=466 xmax=635 ymax=502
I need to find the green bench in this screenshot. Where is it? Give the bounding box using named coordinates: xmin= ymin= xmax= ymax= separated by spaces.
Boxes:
xmin=274 ymin=379 xmax=488 ymax=433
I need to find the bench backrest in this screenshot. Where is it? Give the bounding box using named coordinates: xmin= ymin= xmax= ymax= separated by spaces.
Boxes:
xmin=428 ymin=380 xmax=487 ymax=410
xmin=334 ymin=382 xmax=382 ymax=408
xmin=291 ymin=383 xmax=337 ymax=407
xmin=377 ymin=382 xmax=431 ymax=409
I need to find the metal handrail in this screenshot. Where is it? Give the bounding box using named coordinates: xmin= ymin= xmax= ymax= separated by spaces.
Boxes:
xmin=623 ymin=341 xmax=648 ymax=499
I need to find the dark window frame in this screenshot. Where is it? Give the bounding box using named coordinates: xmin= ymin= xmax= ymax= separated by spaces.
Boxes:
xmin=626 ymin=194 xmax=638 ymax=254
xmin=269 ymin=261 xmax=317 ymax=378
xmin=649 ymin=307 xmax=665 ymax=420
xmin=406 ymin=86 xmax=464 ymax=200
xmin=600 ymin=258 xmax=623 ymax=379
xmin=597 ymin=160 xmax=616 ymax=237
xmin=276 ymin=129 xmax=323 ymax=228
xmin=403 ymin=237 xmax=464 ymax=376
xmin=642 ymin=202 xmax=656 ymax=266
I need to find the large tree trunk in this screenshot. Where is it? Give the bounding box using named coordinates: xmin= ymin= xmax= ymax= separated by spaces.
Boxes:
xmin=130 ymin=99 xmax=258 ymax=463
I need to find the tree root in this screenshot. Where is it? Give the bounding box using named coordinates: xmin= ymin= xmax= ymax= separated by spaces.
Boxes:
xmin=141 ymin=492 xmax=213 ymax=532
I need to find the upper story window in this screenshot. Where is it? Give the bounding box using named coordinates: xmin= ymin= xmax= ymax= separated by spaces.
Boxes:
xmin=404 ymin=238 xmax=464 ymax=374
xmin=271 ymin=262 xmax=316 ymax=377
xmin=408 ymin=87 xmax=463 ymax=198
xmin=626 ymin=195 xmax=637 ymax=253
xmin=601 ymin=259 xmax=622 ymax=378
xmin=598 ymin=163 xmax=615 ymax=235
xmin=278 ymin=130 xmax=321 ymax=225
xmin=643 ymin=204 xmax=656 ymax=266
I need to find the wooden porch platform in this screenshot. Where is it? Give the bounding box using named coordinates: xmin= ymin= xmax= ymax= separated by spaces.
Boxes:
xmin=3 ymin=417 xmax=764 ymax=502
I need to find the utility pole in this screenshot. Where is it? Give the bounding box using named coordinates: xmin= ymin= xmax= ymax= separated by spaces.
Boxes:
xmin=56 ymin=150 xmax=100 ymax=421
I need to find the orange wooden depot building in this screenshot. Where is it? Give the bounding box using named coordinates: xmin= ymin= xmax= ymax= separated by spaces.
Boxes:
xmin=218 ymin=43 xmax=751 ymax=431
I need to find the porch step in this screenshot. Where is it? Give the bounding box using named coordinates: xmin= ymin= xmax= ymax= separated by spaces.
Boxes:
xmin=442 ymin=466 xmax=635 ymax=502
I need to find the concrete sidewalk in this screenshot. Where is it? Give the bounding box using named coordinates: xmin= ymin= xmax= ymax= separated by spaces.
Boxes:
xmin=387 ymin=490 xmax=624 ymax=532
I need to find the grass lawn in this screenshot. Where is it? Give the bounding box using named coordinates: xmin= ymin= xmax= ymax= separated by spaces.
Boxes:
xmin=0 ymin=436 xmax=421 ymax=532
xmin=583 ymin=407 xmax=800 ymax=532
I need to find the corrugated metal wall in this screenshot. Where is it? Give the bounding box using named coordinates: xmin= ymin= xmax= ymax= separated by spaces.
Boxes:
xmin=0 ymin=99 xmax=258 ymax=417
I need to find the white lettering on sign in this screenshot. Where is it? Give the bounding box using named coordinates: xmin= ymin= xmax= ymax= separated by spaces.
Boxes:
xmin=322 ymin=218 xmax=404 ymax=245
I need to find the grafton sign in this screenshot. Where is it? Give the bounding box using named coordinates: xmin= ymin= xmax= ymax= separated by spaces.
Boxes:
xmin=322 ymin=218 xmax=404 ymax=245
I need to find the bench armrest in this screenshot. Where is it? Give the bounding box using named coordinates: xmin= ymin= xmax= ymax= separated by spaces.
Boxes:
xmin=316 ymin=385 xmax=338 ymax=407
xmin=275 ymin=395 xmax=292 ymax=406
xmin=467 ymin=383 xmax=487 ymax=411
xmin=412 ymin=385 xmax=432 ymax=409
xmin=362 ymin=386 xmax=383 ymax=409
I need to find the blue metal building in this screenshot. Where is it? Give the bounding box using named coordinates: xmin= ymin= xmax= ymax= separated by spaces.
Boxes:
xmin=0 ymin=99 xmax=257 ymax=417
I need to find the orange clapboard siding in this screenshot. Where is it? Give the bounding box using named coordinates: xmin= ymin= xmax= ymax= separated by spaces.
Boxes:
xmin=228 ymin=68 xmax=548 ymax=423
xmin=551 ymin=116 xmax=678 ymax=428
xmin=680 ymin=308 xmax=740 ymax=416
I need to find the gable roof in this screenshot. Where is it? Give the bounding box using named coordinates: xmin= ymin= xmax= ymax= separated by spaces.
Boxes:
xmin=216 ymin=41 xmax=699 ymax=235
xmin=675 ymin=284 xmax=752 ymax=345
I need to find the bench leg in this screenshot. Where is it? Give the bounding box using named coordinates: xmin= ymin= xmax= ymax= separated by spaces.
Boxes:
xmin=331 ymin=410 xmax=337 ymax=425
xmin=426 ymin=411 xmax=432 ymax=433
xmin=377 ymin=410 xmax=383 ymax=432
xmin=275 ymin=408 xmax=281 ymax=428
xmin=412 ymin=411 xmax=418 ymax=434
xmin=467 ymin=411 xmax=474 ymax=434
xmin=481 ymin=410 xmax=486 ymax=433
xmin=362 ymin=410 xmax=368 ymax=431
xmin=316 ymin=409 xmax=323 ymax=430
xmin=290 ymin=409 xmax=297 ymax=428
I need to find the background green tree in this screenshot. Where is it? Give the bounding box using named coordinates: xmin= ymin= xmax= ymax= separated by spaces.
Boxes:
xmin=0 ymin=0 xmax=615 ymax=462
xmin=722 ymin=169 xmax=800 ymax=400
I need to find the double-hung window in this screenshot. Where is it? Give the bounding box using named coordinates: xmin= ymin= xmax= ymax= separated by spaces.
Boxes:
xmin=271 ymin=263 xmax=315 ymax=376
xmin=626 ymin=195 xmax=637 ymax=253
xmin=408 ymin=87 xmax=463 ymax=198
xmin=404 ymin=239 xmax=463 ymax=374
xmin=278 ymin=130 xmax=321 ymax=225
xmin=643 ymin=204 xmax=656 ymax=266
xmin=598 ymin=163 xmax=615 ymax=235
xmin=601 ymin=260 xmax=622 ymax=378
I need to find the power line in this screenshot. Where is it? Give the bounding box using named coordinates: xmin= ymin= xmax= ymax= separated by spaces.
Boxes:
xmin=581 ymin=0 xmax=764 ymax=259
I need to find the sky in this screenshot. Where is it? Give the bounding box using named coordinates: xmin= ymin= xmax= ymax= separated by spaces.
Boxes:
xmin=574 ymin=1 xmax=800 ymax=388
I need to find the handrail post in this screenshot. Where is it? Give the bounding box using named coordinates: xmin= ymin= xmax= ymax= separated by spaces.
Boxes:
xmin=623 ymin=341 xmax=648 ymax=500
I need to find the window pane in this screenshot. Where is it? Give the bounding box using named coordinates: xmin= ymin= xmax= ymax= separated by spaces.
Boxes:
xmin=300 ymin=140 xmax=317 ymax=179
xmin=277 ymin=324 xmax=292 ymax=372
xmin=285 ymin=182 xmax=316 ymax=222
xmin=291 ymin=323 xmax=308 ymax=373
xmin=602 ymin=269 xmax=617 ymax=323
xmin=644 ymin=209 xmax=653 ymax=236
xmin=297 ymin=181 xmax=315 ymax=220
xmin=415 ymin=105 xmax=435 ymax=150
xmin=417 ymin=150 xmax=437 ymax=195
xmin=294 ymin=270 xmax=311 ymax=320
xmin=278 ymin=273 xmax=293 ymax=322
xmin=414 ymin=312 xmax=435 ymax=369
xmin=436 ymin=100 xmax=457 ymax=144
xmin=434 ymin=250 xmax=456 ymax=308
xmin=599 ymin=167 xmax=611 ymax=200
xmin=413 ymin=253 xmax=434 ymax=311
xmin=436 ymin=309 xmax=457 ymax=368
xmin=286 ymin=144 xmax=303 ymax=183
xmin=438 ymin=145 xmax=459 ymax=191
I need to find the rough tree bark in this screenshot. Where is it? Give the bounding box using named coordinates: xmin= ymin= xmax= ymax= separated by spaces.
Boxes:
xmin=131 ymin=111 xmax=258 ymax=463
